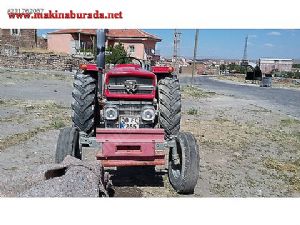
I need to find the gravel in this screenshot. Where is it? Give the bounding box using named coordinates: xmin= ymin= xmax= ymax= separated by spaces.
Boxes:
xmin=19 ymin=156 xmax=109 ymax=197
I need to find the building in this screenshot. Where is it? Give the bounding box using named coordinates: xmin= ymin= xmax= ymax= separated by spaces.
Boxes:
xmin=47 ymin=29 xmax=95 ymax=55
xmin=107 ymin=29 xmax=161 ymax=64
xmin=47 ymin=29 xmax=161 ymax=64
xmin=0 ymin=29 xmax=37 ymax=49
xmin=259 ymin=58 xmax=293 ymax=74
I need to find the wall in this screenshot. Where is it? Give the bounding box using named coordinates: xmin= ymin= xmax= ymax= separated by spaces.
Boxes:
xmin=181 ymin=64 xmax=207 ymax=75
xmin=48 ymin=33 xmax=95 ymax=54
xmin=0 ymin=29 xmax=37 ymax=49
xmin=123 ymin=42 xmax=145 ymax=60
xmin=37 ymin=37 xmax=47 ymax=49
xmin=47 ymin=33 xmax=73 ymax=54
xmin=0 ymin=50 xmax=90 ymax=71
xmin=0 ymin=44 xmax=19 ymax=56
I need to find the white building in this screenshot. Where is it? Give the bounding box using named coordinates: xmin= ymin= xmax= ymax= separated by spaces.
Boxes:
xmin=259 ymin=58 xmax=293 ymax=74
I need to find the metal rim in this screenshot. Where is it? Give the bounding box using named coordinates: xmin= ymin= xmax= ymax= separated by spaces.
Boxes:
xmin=170 ymin=138 xmax=182 ymax=179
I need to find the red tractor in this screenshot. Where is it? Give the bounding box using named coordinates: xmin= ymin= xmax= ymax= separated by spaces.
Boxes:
xmin=55 ymin=29 xmax=199 ymax=194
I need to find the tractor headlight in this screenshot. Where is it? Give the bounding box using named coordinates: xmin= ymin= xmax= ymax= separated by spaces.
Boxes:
xmin=104 ymin=107 xmax=118 ymax=120
xmin=141 ymin=107 xmax=155 ymax=121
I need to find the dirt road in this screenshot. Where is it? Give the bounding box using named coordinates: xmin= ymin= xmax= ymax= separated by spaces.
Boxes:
xmin=0 ymin=69 xmax=299 ymax=197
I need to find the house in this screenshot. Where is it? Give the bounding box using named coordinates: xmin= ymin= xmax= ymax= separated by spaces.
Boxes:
xmin=0 ymin=29 xmax=37 ymax=49
xmin=47 ymin=29 xmax=96 ymax=55
xmin=47 ymin=29 xmax=161 ymax=64
xmin=107 ymin=29 xmax=161 ymax=64
xmin=259 ymin=58 xmax=293 ymax=74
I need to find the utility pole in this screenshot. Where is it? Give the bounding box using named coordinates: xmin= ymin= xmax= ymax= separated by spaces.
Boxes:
xmin=192 ymin=29 xmax=199 ymax=85
xmin=241 ymin=35 xmax=248 ymax=67
xmin=173 ymin=29 xmax=181 ymax=74
xmin=78 ymin=29 xmax=81 ymax=54
xmin=241 ymin=35 xmax=249 ymax=81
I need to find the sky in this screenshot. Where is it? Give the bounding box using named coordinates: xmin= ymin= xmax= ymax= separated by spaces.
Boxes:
xmin=38 ymin=29 xmax=300 ymax=60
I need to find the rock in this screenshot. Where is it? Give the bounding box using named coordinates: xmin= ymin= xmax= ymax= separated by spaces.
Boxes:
xmin=233 ymin=152 xmax=241 ymax=158
xmin=25 ymin=104 xmax=34 ymax=110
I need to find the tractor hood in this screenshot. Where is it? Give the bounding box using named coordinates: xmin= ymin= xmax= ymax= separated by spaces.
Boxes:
xmin=104 ymin=65 xmax=156 ymax=100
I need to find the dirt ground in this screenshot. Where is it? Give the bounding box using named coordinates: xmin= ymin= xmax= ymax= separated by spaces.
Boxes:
xmin=0 ymin=69 xmax=299 ymax=197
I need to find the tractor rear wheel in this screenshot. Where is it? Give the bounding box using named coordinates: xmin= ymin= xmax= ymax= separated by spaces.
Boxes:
xmin=158 ymin=77 xmax=181 ymax=137
xmin=55 ymin=127 xmax=81 ymax=163
xmin=72 ymin=73 xmax=98 ymax=136
xmin=168 ymin=132 xmax=200 ymax=194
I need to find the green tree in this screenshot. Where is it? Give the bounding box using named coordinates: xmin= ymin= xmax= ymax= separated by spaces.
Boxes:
xmin=105 ymin=43 xmax=131 ymax=64
xmin=228 ymin=63 xmax=236 ymax=72
xmin=292 ymin=64 xmax=300 ymax=68
xmin=220 ymin=64 xmax=226 ymax=71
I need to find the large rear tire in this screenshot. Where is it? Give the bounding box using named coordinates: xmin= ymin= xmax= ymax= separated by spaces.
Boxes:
xmin=168 ymin=132 xmax=200 ymax=194
xmin=71 ymin=73 xmax=98 ymax=136
xmin=158 ymin=77 xmax=181 ymax=137
xmin=55 ymin=127 xmax=81 ymax=163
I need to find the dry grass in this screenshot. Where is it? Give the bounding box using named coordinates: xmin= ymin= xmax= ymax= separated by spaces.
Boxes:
xmin=280 ymin=118 xmax=300 ymax=126
xmin=19 ymin=48 xmax=64 ymax=55
xmin=187 ymin=108 xmax=198 ymax=115
xmin=181 ymin=117 xmax=255 ymax=151
xmin=217 ymin=74 xmax=246 ymax=83
xmin=0 ymin=100 xmax=71 ymax=151
xmin=264 ymin=158 xmax=300 ymax=191
xmin=0 ymin=69 xmax=73 ymax=82
xmin=182 ymin=85 xmax=216 ymax=98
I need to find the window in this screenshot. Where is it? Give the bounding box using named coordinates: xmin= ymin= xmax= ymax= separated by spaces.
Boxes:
xmin=129 ymin=45 xmax=135 ymax=53
xmin=10 ymin=29 xmax=20 ymax=36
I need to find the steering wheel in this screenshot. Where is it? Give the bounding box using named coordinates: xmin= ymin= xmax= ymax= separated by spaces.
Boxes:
xmin=114 ymin=56 xmax=143 ymax=68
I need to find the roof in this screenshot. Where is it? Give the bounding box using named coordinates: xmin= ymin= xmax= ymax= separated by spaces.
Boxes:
xmin=48 ymin=29 xmax=161 ymax=41
xmin=48 ymin=29 xmax=96 ymax=35
xmin=107 ymin=29 xmax=161 ymax=41
xmin=259 ymin=58 xmax=293 ymax=61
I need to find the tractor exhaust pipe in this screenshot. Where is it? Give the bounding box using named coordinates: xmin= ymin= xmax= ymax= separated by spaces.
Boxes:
xmin=96 ymin=29 xmax=107 ymax=95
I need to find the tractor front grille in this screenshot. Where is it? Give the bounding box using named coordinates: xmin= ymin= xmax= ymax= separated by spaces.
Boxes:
xmin=117 ymin=101 xmax=153 ymax=116
xmin=106 ymin=76 xmax=154 ymax=95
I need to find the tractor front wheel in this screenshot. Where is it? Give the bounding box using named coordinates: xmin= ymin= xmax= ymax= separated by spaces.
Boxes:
xmin=55 ymin=127 xmax=81 ymax=163
xmin=168 ymin=132 xmax=200 ymax=194
xmin=158 ymin=77 xmax=181 ymax=137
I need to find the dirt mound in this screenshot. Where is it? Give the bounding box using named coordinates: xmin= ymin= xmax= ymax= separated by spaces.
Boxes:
xmin=19 ymin=156 xmax=110 ymax=197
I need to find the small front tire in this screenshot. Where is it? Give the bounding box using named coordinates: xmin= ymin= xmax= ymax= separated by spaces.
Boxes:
xmin=168 ymin=132 xmax=200 ymax=194
xmin=55 ymin=127 xmax=81 ymax=163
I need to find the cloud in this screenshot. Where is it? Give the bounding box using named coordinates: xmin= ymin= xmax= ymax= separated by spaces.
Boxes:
xmin=268 ymin=31 xmax=281 ymax=36
xmin=264 ymin=43 xmax=274 ymax=47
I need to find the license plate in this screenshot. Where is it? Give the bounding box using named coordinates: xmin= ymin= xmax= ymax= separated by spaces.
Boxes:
xmin=120 ymin=116 xmax=140 ymax=129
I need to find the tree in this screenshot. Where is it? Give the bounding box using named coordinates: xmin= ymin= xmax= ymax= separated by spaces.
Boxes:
xmin=292 ymin=64 xmax=300 ymax=68
xmin=220 ymin=64 xmax=226 ymax=71
xmin=105 ymin=43 xmax=131 ymax=64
